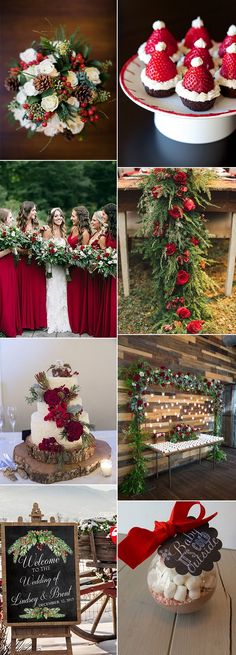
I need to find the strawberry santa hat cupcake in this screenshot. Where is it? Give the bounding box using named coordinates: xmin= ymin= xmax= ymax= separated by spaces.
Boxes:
xmin=141 ymin=42 xmax=179 ymax=97
xmin=182 ymin=17 xmax=212 ymax=52
xmin=219 ymin=25 xmax=236 ymax=58
xmin=138 ymin=20 xmax=179 ymax=64
xmin=176 ymin=56 xmax=220 ymax=111
xmin=216 ymin=43 xmax=236 ymax=97
xmin=184 ymin=39 xmax=214 ymax=71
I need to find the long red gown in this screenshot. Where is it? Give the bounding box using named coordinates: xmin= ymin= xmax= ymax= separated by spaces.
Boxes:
xmin=17 ymin=255 xmax=47 ymax=330
xmin=0 ymin=253 xmax=22 ymax=337
xmin=99 ymin=234 xmax=117 ymax=337
xmin=67 ymin=234 xmax=88 ymax=334
xmin=87 ymin=237 xmax=105 ymax=337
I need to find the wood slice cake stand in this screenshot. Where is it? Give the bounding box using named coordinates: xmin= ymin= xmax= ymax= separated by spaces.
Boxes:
xmin=13 ymin=437 xmax=111 ymax=484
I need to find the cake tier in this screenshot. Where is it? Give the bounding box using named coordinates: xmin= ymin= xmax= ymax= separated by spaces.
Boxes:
xmin=31 ymin=409 xmax=90 ymax=450
xmin=26 ymin=434 xmax=96 ymax=463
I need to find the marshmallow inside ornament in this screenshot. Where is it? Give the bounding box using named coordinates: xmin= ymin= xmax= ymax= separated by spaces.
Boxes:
xmin=147 ymin=552 xmax=217 ymax=614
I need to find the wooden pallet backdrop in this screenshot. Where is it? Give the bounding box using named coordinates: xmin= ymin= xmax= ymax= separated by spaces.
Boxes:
xmin=118 ymin=335 xmax=236 ymax=482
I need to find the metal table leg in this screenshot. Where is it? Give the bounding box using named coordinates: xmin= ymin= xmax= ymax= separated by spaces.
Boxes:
xmin=168 ymin=455 xmax=172 ymax=490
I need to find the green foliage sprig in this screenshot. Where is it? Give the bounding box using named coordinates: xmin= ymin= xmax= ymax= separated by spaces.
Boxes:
xmin=8 ymin=530 xmax=73 ymax=563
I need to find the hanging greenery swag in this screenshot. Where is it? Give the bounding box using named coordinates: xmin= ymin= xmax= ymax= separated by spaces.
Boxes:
xmin=137 ymin=167 xmax=218 ymax=334
xmin=119 ymin=360 xmax=224 ymax=496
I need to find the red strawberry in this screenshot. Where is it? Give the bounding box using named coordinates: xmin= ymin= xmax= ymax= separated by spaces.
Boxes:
xmin=145 ymin=20 xmax=178 ymax=57
xmin=184 ymin=39 xmax=213 ymax=70
xmin=219 ymin=26 xmax=236 ymax=58
xmin=221 ymin=46 xmax=236 ymax=80
xmin=183 ymin=17 xmax=212 ymax=49
xmin=146 ymin=43 xmax=177 ymax=81
xmin=182 ymin=58 xmax=214 ymax=93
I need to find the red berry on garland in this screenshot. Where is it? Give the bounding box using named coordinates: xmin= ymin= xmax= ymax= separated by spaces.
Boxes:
xmin=191 ymin=236 xmax=200 ymax=246
xmin=23 ymin=103 xmax=29 ymax=109
xmin=168 ymin=205 xmax=183 ymax=219
xmin=183 ymin=197 xmax=196 ymax=211
xmin=165 ymin=242 xmax=177 ymax=256
xmin=176 ymin=270 xmax=190 ymax=285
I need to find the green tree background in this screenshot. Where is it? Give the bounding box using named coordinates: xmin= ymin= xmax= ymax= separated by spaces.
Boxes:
xmin=0 ymin=161 xmax=116 ymax=225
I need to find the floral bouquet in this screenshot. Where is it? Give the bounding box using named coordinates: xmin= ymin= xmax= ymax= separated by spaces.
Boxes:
xmin=68 ymin=244 xmax=97 ymax=272
xmin=5 ymin=26 xmax=112 ymax=140
xmin=0 ymin=225 xmax=28 ymax=263
xmin=168 ymin=424 xmax=199 ymax=443
xmin=94 ymin=246 xmax=117 ymax=278
xmin=30 ymin=237 xmax=70 ymax=278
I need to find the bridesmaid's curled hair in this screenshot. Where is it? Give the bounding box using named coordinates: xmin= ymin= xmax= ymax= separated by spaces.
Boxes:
xmin=48 ymin=207 xmax=66 ymax=239
xmin=72 ymin=206 xmax=91 ymax=242
xmin=0 ymin=208 xmax=10 ymax=225
xmin=102 ymin=203 xmax=117 ymax=239
xmin=17 ymin=201 xmax=39 ymax=230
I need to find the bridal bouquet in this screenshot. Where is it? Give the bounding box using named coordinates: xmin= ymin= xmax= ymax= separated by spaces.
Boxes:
xmin=30 ymin=237 xmax=70 ymax=278
xmin=94 ymin=247 xmax=117 ymax=278
xmin=68 ymin=244 xmax=97 ymax=272
xmin=68 ymin=244 xmax=117 ymax=277
xmin=5 ymin=26 xmax=112 ymax=140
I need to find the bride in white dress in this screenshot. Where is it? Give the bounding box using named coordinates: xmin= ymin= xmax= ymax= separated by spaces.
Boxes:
xmin=43 ymin=207 xmax=71 ymax=334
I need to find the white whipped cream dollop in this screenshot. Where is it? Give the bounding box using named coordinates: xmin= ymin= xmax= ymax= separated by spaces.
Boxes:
xmin=226 ymin=43 xmax=236 ymax=54
xmin=215 ymin=69 xmax=236 ymax=88
xmin=227 ymin=25 xmax=236 ymax=36
xmin=176 ymin=79 xmax=220 ymax=101
xmin=194 ymin=38 xmax=207 ymax=48
xmin=141 ymin=68 xmax=179 ymax=90
xmin=191 ymin=57 xmax=204 ymax=67
xmin=192 ymin=17 xmax=204 ymax=28
xmin=152 ymin=20 xmax=166 ymax=30
xmin=155 ymin=42 xmax=167 ymax=52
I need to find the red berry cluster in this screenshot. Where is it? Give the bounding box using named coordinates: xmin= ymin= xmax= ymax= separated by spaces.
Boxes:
xmin=39 ymin=437 xmax=63 ymax=453
xmin=70 ymin=52 xmax=85 ymax=70
xmin=166 ymin=296 xmax=185 ymax=310
xmin=80 ymin=104 xmax=99 ymax=123
xmin=20 ymin=52 xmax=44 ymax=70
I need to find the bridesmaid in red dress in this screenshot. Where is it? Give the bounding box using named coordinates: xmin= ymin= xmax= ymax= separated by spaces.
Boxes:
xmin=87 ymin=211 xmax=107 ymax=337
xmin=0 ymin=208 xmax=22 ymax=337
xmin=17 ymin=201 xmax=47 ymax=330
xmin=67 ymin=206 xmax=90 ymax=334
xmin=100 ymin=203 xmax=117 ymax=337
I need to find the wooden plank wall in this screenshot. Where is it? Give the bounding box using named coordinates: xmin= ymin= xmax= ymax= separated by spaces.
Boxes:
xmin=118 ymin=335 xmax=236 ymax=482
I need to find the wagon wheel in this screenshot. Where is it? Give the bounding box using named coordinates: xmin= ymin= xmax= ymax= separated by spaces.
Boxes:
xmin=71 ymin=573 xmax=117 ymax=644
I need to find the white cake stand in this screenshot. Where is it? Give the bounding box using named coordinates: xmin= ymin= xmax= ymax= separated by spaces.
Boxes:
xmin=120 ymin=54 xmax=236 ymax=144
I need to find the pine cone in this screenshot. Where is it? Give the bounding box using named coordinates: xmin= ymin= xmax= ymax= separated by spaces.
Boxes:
xmin=75 ymin=83 xmax=94 ymax=103
xmin=34 ymin=74 xmax=53 ymax=92
xmin=5 ymin=76 xmax=20 ymax=92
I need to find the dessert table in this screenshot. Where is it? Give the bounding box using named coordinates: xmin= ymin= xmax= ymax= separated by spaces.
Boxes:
xmin=118 ymin=540 xmax=236 ymax=655
xmin=146 ymin=434 xmax=224 ymax=490
xmin=118 ymin=176 xmax=236 ymax=297
xmin=0 ymin=431 xmax=116 ymax=485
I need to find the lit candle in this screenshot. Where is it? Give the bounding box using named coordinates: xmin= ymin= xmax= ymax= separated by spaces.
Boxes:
xmin=100 ymin=459 xmax=112 ymax=477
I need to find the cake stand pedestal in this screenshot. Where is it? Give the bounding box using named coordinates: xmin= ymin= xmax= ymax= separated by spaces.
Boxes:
xmin=153 ymin=111 xmax=236 ymax=144
xmin=13 ymin=438 xmax=111 ymax=484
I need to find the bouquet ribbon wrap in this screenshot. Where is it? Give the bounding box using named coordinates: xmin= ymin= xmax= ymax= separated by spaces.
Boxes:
xmin=118 ymin=501 xmax=217 ymax=569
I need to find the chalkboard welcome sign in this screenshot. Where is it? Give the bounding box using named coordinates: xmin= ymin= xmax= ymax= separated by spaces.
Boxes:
xmin=1 ymin=523 xmax=80 ymax=627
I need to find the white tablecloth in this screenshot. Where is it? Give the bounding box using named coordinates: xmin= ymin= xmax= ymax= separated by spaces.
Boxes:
xmin=0 ymin=431 xmax=116 ymax=485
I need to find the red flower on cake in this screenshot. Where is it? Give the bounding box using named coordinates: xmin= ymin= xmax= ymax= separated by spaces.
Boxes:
xmin=66 ymin=420 xmax=84 ymax=441
xmin=165 ymin=243 xmax=177 ymax=256
xmin=183 ymin=197 xmax=196 ymax=211
xmin=168 ymin=206 xmax=183 ymax=219
xmin=173 ymin=171 xmax=187 ymax=184
xmin=176 ymin=270 xmax=190 ymax=285
xmin=186 ymin=320 xmax=204 ymax=334
xmin=191 ymin=236 xmax=200 ymax=246
xmin=176 ymin=307 xmax=191 ymax=319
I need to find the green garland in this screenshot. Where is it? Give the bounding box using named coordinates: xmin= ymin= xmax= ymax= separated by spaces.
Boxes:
xmin=119 ymin=360 xmax=224 ymax=496
xmin=8 ymin=530 xmax=73 ymax=563
xmin=137 ymin=168 xmax=218 ymax=334
xmin=19 ymin=607 xmax=65 ymax=620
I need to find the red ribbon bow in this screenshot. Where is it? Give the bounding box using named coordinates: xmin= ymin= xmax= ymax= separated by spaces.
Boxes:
xmin=118 ymin=501 xmax=217 ymax=569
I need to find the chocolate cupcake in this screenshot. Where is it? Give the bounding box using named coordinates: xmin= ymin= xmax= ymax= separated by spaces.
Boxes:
xmin=141 ymin=42 xmax=179 ymax=98
xmin=176 ymin=56 xmax=220 ymax=111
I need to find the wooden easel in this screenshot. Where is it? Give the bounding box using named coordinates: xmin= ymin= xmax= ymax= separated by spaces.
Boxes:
xmin=10 ymin=503 xmax=74 ymax=655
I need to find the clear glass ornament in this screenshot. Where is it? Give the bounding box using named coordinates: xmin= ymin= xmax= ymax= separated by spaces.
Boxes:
xmin=147 ymin=551 xmax=217 ymax=614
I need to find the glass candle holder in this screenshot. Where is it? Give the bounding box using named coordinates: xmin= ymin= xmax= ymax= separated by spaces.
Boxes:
xmin=147 ymin=551 xmax=217 ymax=614
xmin=100 ymin=459 xmax=112 ymax=477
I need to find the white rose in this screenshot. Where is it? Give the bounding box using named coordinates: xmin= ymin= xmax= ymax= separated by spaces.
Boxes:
xmin=16 ymin=89 xmax=27 ymax=105
xmin=41 ymin=94 xmax=59 ymax=112
xmin=38 ymin=59 xmax=56 ymax=75
xmin=67 ymin=115 xmax=84 ymax=135
xmin=84 ymin=66 xmax=101 ymax=85
xmin=66 ymin=71 xmax=78 ymax=87
xmin=47 ymin=54 xmax=57 ymax=63
xmin=24 ymin=64 xmax=39 ymax=78
xmin=20 ymin=48 xmax=37 ymax=63
xmin=24 ymin=80 xmax=40 ymax=96
xmin=39 ymin=112 xmax=65 ymax=136
xmin=67 ymin=96 xmax=80 ymax=108
xmin=13 ymin=108 xmax=33 ymax=129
